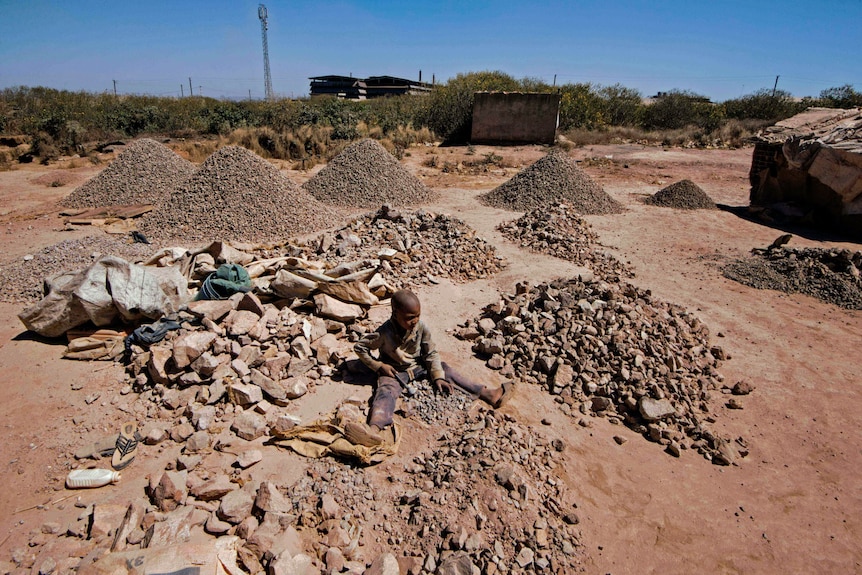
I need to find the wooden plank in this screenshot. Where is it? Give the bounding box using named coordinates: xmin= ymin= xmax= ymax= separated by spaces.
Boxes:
xmin=61 ymin=204 xmax=154 ymax=222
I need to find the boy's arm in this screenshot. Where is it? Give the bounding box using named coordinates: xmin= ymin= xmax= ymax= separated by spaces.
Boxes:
xmin=419 ymin=323 xmax=446 ymax=381
xmin=354 ymin=331 xmax=385 ymax=373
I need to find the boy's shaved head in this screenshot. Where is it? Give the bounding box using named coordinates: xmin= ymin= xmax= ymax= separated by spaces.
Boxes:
xmin=392 ymin=289 xmax=420 ymax=312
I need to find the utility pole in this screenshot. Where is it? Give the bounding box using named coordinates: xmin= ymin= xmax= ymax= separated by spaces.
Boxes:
xmin=553 ymin=74 xmax=556 ymax=87
xmin=113 ymin=79 xmax=117 ymax=96
xmin=180 ymin=84 xmax=184 ymax=97
xmin=772 ymin=75 xmax=780 ymax=98
xmin=189 ymin=77 xmax=193 ymax=97
xmin=259 ymin=4 xmax=274 ymax=101
xmin=199 ymin=86 xmax=202 ymax=97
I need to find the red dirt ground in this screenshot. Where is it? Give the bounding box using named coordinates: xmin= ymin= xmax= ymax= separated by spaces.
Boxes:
xmin=0 ymin=143 xmax=859 ymax=574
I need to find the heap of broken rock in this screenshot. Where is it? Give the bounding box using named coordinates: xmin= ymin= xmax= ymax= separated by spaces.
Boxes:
xmin=462 ymin=204 xmax=748 ymax=465
xmin=457 ymin=277 xmax=745 ymax=465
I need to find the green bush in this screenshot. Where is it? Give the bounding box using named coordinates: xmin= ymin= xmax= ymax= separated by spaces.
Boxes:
xmin=723 ymin=89 xmax=802 ymax=121
xmin=642 ymin=90 xmax=724 ymax=131
xmin=424 ymin=71 xmax=523 ymax=143
xmin=817 ymin=85 xmax=862 ymax=109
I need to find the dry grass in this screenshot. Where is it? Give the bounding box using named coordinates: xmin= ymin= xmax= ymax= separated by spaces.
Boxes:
xmin=562 ymin=120 xmax=765 ymax=149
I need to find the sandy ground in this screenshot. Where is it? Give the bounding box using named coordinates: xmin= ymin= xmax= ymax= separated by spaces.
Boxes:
xmin=0 ymin=143 xmax=860 ymax=574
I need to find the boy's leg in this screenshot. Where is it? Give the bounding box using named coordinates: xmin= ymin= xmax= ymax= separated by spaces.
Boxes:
xmin=441 ymin=361 xmax=507 ymax=406
xmin=368 ymin=375 xmax=403 ymax=429
xmin=441 ymin=361 xmax=485 ymax=395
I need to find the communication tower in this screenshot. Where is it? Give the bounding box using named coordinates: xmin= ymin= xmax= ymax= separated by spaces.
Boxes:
xmin=258 ymin=4 xmax=274 ymax=100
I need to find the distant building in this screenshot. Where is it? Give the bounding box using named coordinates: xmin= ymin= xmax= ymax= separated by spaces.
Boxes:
xmin=309 ymin=75 xmax=433 ymax=99
xmin=471 ymin=92 xmax=561 ymax=145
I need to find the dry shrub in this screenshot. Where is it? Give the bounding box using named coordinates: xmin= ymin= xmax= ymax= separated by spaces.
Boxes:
xmin=173 ymin=139 xmax=223 ymax=163
xmin=357 ymin=121 xmax=384 ymax=140
xmin=713 ymin=118 xmax=766 ymax=147
xmin=391 ymin=125 xmax=435 ymax=149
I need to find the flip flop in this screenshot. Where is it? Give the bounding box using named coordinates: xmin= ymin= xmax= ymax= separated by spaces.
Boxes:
xmin=493 ymin=381 xmax=515 ymax=409
xmin=112 ymin=422 xmax=140 ymax=470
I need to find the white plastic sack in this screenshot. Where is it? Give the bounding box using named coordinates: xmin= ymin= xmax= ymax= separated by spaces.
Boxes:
xmin=19 ymin=255 xmax=188 ymax=338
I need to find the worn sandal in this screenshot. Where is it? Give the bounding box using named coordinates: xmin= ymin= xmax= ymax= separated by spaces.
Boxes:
xmin=111 ymin=421 xmax=140 ymax=470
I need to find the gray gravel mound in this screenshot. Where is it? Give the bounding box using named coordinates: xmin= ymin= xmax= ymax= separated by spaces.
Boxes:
xmin=498 ymin=203 xmax=633 ymax=279
xmin=139 ymin=145 xmax=341 ymax=244
xmin=722 ymin=247 xmax=862 ymax=309
xmin=644 ymin=179 xmax=716 ymax=209
xmin=60 ymin=139 xmax=195 ymax=208
xmin=302 ymin=138 xmax=438 ymax=208
xmin=0 ymin=235 xmax=161 ymax=303
xmin=479 ymin=150 xmax=624 ymax=214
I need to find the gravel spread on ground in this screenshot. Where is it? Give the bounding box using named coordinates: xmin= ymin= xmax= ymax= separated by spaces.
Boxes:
xmin=498 ymin=203 xmax=633 ymax=280
xmin=0 ymin=235 xmax=162 ymax=303
xmin=59 ymin=139 xmax=195 ymax=208
xmin=722 ymin=247 xmax=862 ymax=309
xmin=302 ymin=138 xmax=438 ymax=208
xmin=139 ymin=145 xmax=342 ymax=244
xmin=644 ymin=179 xmax=717 ymax=209
xmin=479 ymin=150 xmax=624 ymax=214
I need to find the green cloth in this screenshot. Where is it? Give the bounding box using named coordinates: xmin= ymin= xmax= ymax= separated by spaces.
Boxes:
xmin=195 ymin=263 xmax=252 ymax=300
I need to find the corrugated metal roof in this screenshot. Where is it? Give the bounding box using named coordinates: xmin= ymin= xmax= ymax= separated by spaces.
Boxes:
xmin=756 ymin=107 xmax=862 ymax=153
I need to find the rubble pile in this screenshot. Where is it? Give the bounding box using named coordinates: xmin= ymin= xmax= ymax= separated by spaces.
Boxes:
xmin=456 ymin=278 xmax=746 ymax=465
xmin=297 ymin=407 xmax=585 ymax=574
xmin=644 ymin=179 xmax=717 ymax=210
xmin=302 ymin=205 xmax=506 ymax=289
xmin=7 ymin=246 xmax=583 ymax=573
xmin=497 ymin=203 xmax=633 ymax=280
xmin=60 ymin=139 xmax=195 ymax=208
xmin=139 ymin=146 xmax=342 ymax=244
xmin=0 ymin=236 xmax=160 ymax=303
xmin=723 ymin=247 xmax=862 ymax=309
xmin=303 ymin=139 xmax=438 ymax=208
xmin=479 ymin=150 xmax=624 ymax=214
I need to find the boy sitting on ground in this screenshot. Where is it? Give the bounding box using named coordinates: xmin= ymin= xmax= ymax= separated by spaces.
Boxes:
xmin=349 ymin=289 xmax=513 ymax=445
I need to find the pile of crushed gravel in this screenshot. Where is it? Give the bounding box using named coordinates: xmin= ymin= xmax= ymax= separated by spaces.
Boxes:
xmin=479 ymin=150 xmax=624 ymax=214
xmin=0 ymin=235 xmax=161 ymax=303
xmin=139 ymin=146 xmax=342 ymax=244
xmin=644 ymin=179 xmax=716 ymax=209
xmin=722 ymin=247 xmax=862 ymax=309
xmin=60 ymin=139 xmax=195 ymax=208
xmin=498 ymin=203 xmax=633 ymax=280
xmin=302 ymin=138 xmax=438 ymax=208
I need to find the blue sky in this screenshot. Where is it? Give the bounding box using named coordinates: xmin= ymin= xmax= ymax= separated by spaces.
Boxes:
xmin=1 ymin=0 xmax=859 ymax=102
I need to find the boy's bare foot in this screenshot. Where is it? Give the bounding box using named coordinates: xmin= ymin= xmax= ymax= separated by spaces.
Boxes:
xmin=481 ymin=381 xmax=514 ymax=408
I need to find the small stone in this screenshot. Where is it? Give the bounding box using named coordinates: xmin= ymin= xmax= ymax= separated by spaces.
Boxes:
xmin=515 ymin=546 xmax=534 ymax=568
xmin=236 ymin=449 xmax=263 ymax=469
xmin=638 ymin=397 xmax=675 ymax=421
xmin=231 ymin=410 xmax=268 ymax=441
xmin=732 ymin=381 xmax=755 ymax=395
xmin=205 ymin=512 xmax=232 ymax=535
xmin=185 ymin=430 xmax=211 ymax=453
xmin=217 ymin=488 xmax=255 ymax=524
xmin=726 ymin=398 xmax=744 ymax=409
xmin=191 ymin=474 xmax=237 ymax=501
